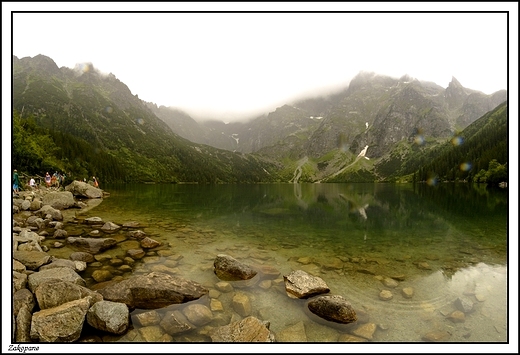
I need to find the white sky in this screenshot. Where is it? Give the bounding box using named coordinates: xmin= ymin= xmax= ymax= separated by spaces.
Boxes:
xmin=4 ymin=3 xmax=516 ymax=122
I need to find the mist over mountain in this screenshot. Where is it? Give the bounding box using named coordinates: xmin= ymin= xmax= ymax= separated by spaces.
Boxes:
xmin=12 ymin=54 xmax=507 ymax=184
xmin=12 ymin=54 xmax=281 ymax=183
xmin=152 ymin=71 xmax=505 ymax=156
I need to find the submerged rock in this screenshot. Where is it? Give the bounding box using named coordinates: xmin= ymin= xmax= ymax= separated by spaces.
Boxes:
xmin=307 ymin=295 xmax=357 ymax=324
xmin=97 ymin=272 xmax=208 ymax=309
xmin=209 ymin=316 xmax=275 ymax=342
xmin=66 ymin=237 xmax=118 ymax=254
xmin=213 ymin=254 xmax=258 ymax=281
xmin=86 ymin=300 xmax=129 ymax=335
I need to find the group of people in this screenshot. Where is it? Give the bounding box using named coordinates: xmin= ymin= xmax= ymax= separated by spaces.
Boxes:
xmin=44 ymin=171 xmax=67 ymax=188
xmin=13 ymin=169 xmax=100 ymax=193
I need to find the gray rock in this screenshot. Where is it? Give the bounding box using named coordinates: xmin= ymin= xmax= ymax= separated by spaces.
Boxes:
xmin=13 ymin=271 xmax=28 ymax=292
xmin=213 ymin=254 xmax=258 ymax=281
xmin=101 ymin=221 xmax=121 ymax=232
xmin=140 ymin=237 xmax=161 ymax=249
xmin=17 ymin=240 xmax=43 ymax=252
xmin=13 ymin=259 xmax=26 ymax=273
xmin=159 ymin=310 xmax=194 ymax=335
xmin=209 ymin=316 xmax=275 ymax=342
xmin=66 ymin=237 xmax=118 ymax=254
xmin=382 ymin=277 xmax=399 ymax=288
xmin=283 ymin=269 xmax=330 ymax=299
xmin=13 ymin=250 xmax=50 ymax=270
xmin=26 ymin=216 xmax=43 ymax=228
xmin=97 ymin=272 xmax=208 ymax=309
xmin=27 ymin=267 xmax=86 ymax=292
xmin=454 ymin=296 xmax=475 ymax=313
xmin=127 ymin=249 xmax=145 ymax=259
xmin=127 ymin=230 xmax=147 ymax=239
xmin=34 ymin=280 xmax=103 ymax=309
xmin=39 ymin=258 xmax=78 ymax=272
xmin=274 ymin=321 xmax=308 ymax=342
xmin=53 ymin=229 xmax=68 ymax=239
xmin=30 ymin=200 xmax=43 ymax=211
xmin=232 ymin=292 xmax=252 ymax=317
xmin=30 ymin=297 xmax=91 ymax=342
xmin=92 ymin=270 xmax=114 ymax=282
xmin=307 ymin=295 xmax=358 ymax=324
xmin=13 ymin=288 xmax=35 ymax=316
xmin=20 ymin=200 xmax=31 ymax=211
xmin=65 ymin=181 xmax=103 ymax=199
xmin=87 ymin=300 xmax=129 ymax=334
xmin=133 ymin=310 xmax=161 ymax=327
xmin=36 ymin=205 xmax=63 ymax=221
xmin=182 ymin=304 xmax=213 ymax=326
xmin=15 ymin=305 xmax=32 ymax=343
xmin=15 ymin=229 xmax=44 ymax=245
xmin=84 ymin=217 xmax=104 ymax=225
xmin=42 ymin=191 xmax=76 ymax=210
xmin=70 ymin=251 xmax=95 ymax=263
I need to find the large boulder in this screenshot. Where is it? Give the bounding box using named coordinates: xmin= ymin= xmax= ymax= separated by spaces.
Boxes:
xmin=66 ymin=237 xmax=118 ymax=254
xmin=15 ymin=229 xmax=45 ymax=245
xmin=35 ymin=205 xmax=63 ymax=221
xmin=41 ymin=191 xmax=76 ymax=210
xmin=307 ymin=295 xmax=358 ymax=324
xmin=39 ymin=258 xmax=84 ymax=272
xmin=97 ymin=272 xmax=208 ymax=309
xmin=283 ymin=270 xmax=330 ymax=299
xmin=30 ymin=297 xmax=91 ymax=342
xmin=159 ymin=310 xmax=194 ymax=335
xmin=34 ymin=280 xmax=103 ymax=309
xmin=15 ymin=305 xmax=32 ymax=342
xmin=213 ymin=254 xmax=258 ymax=281
xmin=209 ymin=316 xmax=275 ymax=342
xmin=13 ymin=250 xmax=51 ymax=270
xmin=86 ymin=300 xmax=129 ymax=335
xmin=65 ymin=180 xmax=103 ymax=199
xmin=27 ymin=267 xmax=86 ymax=292
xmin=13 ymin=288 xmax=36 ymax=317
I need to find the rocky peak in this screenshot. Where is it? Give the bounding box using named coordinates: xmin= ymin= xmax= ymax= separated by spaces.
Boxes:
xmin=17 ymin=54 xmax=61 ymax=76
xmin=445 ymin=76 xmax=468 ymax=109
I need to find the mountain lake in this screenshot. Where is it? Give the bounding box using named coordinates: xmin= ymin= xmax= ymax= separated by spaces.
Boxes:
xmin=47 ymin=182 xmax=509 ymax=345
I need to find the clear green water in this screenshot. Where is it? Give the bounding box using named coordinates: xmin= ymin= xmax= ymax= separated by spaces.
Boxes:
xmin=51 ymin=183 xmax=508 ymax=343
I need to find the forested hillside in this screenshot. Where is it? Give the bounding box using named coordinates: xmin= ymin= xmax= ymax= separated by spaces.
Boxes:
xmin=12 ymin=55 xmax=281 ymax=183
xmin=415 ymin=101 xmax=508 ymax=184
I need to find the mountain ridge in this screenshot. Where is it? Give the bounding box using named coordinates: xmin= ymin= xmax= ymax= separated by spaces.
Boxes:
xmin=12 ymin=54 xmax=507 ymax=184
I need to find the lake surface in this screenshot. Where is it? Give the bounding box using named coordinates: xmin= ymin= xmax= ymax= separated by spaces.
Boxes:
xmin=52 ymin=182 xmax=509 ymax=344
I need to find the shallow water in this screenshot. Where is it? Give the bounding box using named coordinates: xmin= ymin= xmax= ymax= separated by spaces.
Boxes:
xmin=46 ymin=183 xmax=508 ymax=344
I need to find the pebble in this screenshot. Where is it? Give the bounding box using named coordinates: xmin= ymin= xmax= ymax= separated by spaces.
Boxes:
xmin=447 ymin=310 xmax=465 ymax=323
xmin=422 ymin=330 xmax=451 ymax=342
xmin=401 ymin=287 xmax=414 ymax=299
xmin=379 ymin=290 xmax=393 ymax=301
xmin=381 ymin=277 xmax=399 ymax=288
xmin=351 ymin=323 xmax=377 ymax=340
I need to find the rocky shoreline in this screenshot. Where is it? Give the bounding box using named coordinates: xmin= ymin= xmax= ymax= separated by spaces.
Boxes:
xmin=12 ymin=181 xmax=375 ymax=343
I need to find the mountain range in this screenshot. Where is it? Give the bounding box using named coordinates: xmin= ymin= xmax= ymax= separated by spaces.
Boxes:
xmin=12 ymin=54 xmax=507 ymax=184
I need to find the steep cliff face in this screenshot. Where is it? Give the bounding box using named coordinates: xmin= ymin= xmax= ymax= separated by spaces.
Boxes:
xmin=145 ymin=71 xmax=505 ymax=169
xmin=304 ymin=73 xmax=400 ymax=158
xmin=350 ymin=81 xmax=452 ymax=159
